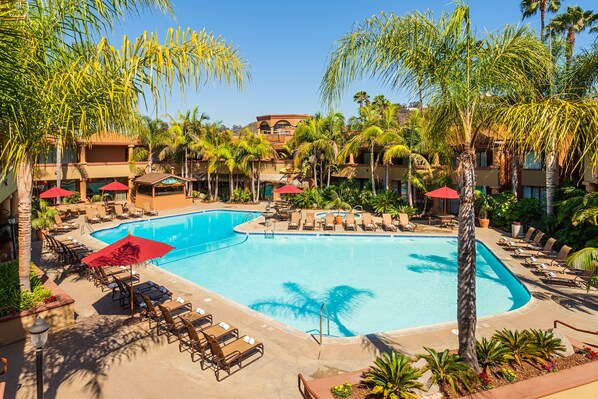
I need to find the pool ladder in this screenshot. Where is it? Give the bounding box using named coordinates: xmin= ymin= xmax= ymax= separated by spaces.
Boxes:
xmin=318 ymin=303 xmax=330 ymax=345
xmin=81 ymin=223 xmax=95 ymax=235
xmin=264 ymin=230 xmax=274 ymax=239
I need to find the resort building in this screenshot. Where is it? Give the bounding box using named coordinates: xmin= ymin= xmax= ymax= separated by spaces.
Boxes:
xmin=583 ymin=154 xmax=598 ymax=192
xmin=256 ymin=114 xmax=310 ymax=149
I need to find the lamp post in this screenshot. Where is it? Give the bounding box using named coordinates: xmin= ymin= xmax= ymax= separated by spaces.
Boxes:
xmin=7 ymin=214 xmax=16 ymax=259
xmin=28 ymin=317 xmax=50 ymax=399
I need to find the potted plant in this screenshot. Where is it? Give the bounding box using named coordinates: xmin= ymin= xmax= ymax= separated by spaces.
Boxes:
xmin=31 ymin=199 xmax=59 ymax=240
xmin=475 ymin=190 xmax=492 ymax=228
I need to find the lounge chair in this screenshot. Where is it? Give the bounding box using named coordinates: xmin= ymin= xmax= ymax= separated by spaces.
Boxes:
xmin=85 ymin=207 xmax=100 ymax=223
xmin=114 ymin=277 xmax=162 ymax=308
xmin=181 ymin=318 xmax=237 ymax=367
xmin=344 ymin=213 xmax=357 ymax=231
xmin=512 ymin=237 xmax=556 ymax=258
xmin=362 ymin=213 xmax=376 ymax=231
xmin=202 ymin=331 xmax=264 ymax=381
xmin=382 ymin=214 xmax=397 ymax=232
xmin=541 ymin=269 xmax=597 ymax=288
xmin=127 ymin=203 xmax=143 ymax=217
xmin=323 ymin=213 xmax=335 ymax=231
xmin=159 ymin=303 xmax=223 ymax=345
xmin=525 ymin=245 xmax=572 ymax=268
xmin=503 ymin=231 xmax=545 ymax=250
xmin=398 ymin=213 xmax=417 ymax=232
xmin=143 ymin=202 xmax=158 ymax=216
xmin=497 ymin=227 xmax=535 ymax=246
xmin=288 ymin=211 xmax=301 ymax=230
xmin=96 ymin=204 xmax=113 ymax=221
xmin=114 ymin=204 xmax=129 ymax=219
xmin=53 ymin=214 xmax=78 ymax=230
xmin=303 ymin=212 xmax=315 ymax=230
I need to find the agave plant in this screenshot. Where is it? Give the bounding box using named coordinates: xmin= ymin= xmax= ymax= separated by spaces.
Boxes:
xmin=31 ymin=199 xmax=59 ymax=231
xmin=365 ymin=351 xmax=424 ymax=399
xmin=419 ymin=348 xmax=476 ymax=394
xmin=528 ymin=329 xmax=566 ymax=361
xmin=475 ymin=337 xmax=512 ymax=373
xmin=492 ymin=329 xmax=538 ymax=366
xmin=370 ymin=190 xmax=400 ymax=215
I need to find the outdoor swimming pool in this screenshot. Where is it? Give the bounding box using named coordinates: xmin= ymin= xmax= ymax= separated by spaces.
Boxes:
xmin=92 ymin=210 xmax=531 ymax=337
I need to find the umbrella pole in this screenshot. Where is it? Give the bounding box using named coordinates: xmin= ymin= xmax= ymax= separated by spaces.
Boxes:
xmin=129 ymin=265 xmax=134 ymax=318
xmin=444 ymin=198 xmax=447 ymax=215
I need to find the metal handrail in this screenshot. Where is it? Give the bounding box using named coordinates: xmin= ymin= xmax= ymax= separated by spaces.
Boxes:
xmin=554 ymin=320 xmax=598 ymax=336
xmin=80 ymin=223 xmax=94 ymax=235
xmin=319 ymin=303 xmax=330 ymax=345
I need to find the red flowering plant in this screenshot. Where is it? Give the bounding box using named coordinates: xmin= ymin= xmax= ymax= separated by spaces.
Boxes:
xmin=544 ymin=362 xmax=557 ymax=373
xmin=579 ymin=347 xmax=597 ymax=361
xmin=43 ymin=295 xmax=57 ymax=304
xmin=478 ymin=371 xmax=493 ymax=390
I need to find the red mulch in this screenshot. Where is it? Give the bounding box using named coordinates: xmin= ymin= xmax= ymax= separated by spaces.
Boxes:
xmin=331 ymin=353 xmax=594 ymax=399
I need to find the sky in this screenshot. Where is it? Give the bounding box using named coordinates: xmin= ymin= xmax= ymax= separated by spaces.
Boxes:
xmin=110 ymin=0 xmax=598 ymax=127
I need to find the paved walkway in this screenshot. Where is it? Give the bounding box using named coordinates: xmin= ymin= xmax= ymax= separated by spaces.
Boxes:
xmin=2 ymin=202 xmax=597 ymax=399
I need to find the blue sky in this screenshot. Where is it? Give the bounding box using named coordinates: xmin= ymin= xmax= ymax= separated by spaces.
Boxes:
xmin=111 ymin=0 xmax=597 ymax=127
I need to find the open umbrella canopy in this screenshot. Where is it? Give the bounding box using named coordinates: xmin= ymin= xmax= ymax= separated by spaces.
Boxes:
xmin=82 ymin=234 xmax=174 ymax=267
xmin=99 ymin=181 xmax=130 ymax=191
xmin=39 ymin=187 xmax=75 ymax=199
xmin=274 ymin=184 xmax=303 ymax=194
xmin=425 ymin=186 xmax=459 ymax=199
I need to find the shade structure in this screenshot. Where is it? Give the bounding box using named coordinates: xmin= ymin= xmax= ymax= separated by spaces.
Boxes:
xmin=274 ymin=184 xmax=303 ymax=194
xmin=425 ymin=186 xmax=459 ymax=199
xmin=82 ymin=234 xmax=174 ymax=317
xmin=99 ymin=181 xmax=130 ymax=191
xmin=39 ymin=187 xmax=75 ymax=199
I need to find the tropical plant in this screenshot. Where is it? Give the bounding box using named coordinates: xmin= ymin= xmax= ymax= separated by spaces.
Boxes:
xmin=320 ymin=5 xmax=553 ymax=370
xmin=339 ymin=125 xmax=384 ymax=195
xmin=419 ymin=348 xmax=476 ymax=394
xmin=0 ymin=0 xmax=249 ymax=292
xmin=237 ymin=129 xmax=277 ymax=202
xmin=64 ymin=192 xmax=81 ymax=204
xmin=31 ymin=199 xmax=58 ymax=231
xmin=475 ymin=337 xmax=512 ymax=373
xmin=548 ymin=6 xmax=597 ymax=68
xmin=528 ymin=329 xmax=566 ymax=360
xmin=492 ymin=329 xmax=537 ymax=366
xmin=566 ymin=248 xmax=598 ymax=292
xmin=353 ymin=91 xmax=370 ymax=108
xmin=229 ymin=188 xmax=252 ymax=203
xmin=370 ymin=191 xmax=400 ymax=216
xmin=520 ymin=0 xmax=561 ymax=41
xmin=392 ymin=205 xmax=418 ymax=218
xmin=330 ymin=382 xmax=352 ymax=398
xmin=364 ymin=351 xmax=424 ymax=399
xmin=324 ymin=189 xmax=351 ymax=211
xmin=0 ymin=261 xmax=51 ymax=316
xmin=500 ymin=367 xmax=517 ymax=383
xmin=475 ymin=191 xmax=492 ymax=220
xmin=291 ymin=188 xmax=324 ymax=209
xmin=137 ymin=115 xmax=169 ymax=172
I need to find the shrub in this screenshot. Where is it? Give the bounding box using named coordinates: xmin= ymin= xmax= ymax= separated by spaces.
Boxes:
xmin=330 ymin=382 xmax=352 ymax=398
xmin=365 ymin=351 xmax=424 ymax=399
xmin=0 ymin=261 xmax=52 ymax=316
xmin=492 ymin=329 xmax=537 ymax=366
xmin=229 ymin=188 xmax=252 ymax=203
xmin=477 ymin=371 xmax=493 ymax=390
xmin=489 ymin=193 xmax=542 ymax=230
xmin=528 ymin=329 xmax=565 ymax=360
xmin=419 ymin=347 xmax=476 ymax=394
xmin=475 ymin=337 xmax=512 ymax=373
xmin=64 ymin=192 xmax=81 ymax=204
xmin=31 ymin=199 xmax=59 ymax=230
xmin=392 ymin=205 xmax=418 ymax=218
xmin=370 ymin=190 xmax=400 ymax=215
xmin=499 ymin=368 xmax=516 ymax=383
xmin=192 ymin=190 xmax=200 ymax=199
xmin=292 ymin=188 xmax=323 ymax=209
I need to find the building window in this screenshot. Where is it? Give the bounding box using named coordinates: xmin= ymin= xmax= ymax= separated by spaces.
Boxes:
xmin=476 ymin=152 xmax=488 ymax=167
xmin=523 ymin=151 xmax=542 ymax=170
xmin=259 ymin=122 xmax=270 ymax=133
xmin=273 ymin=120 xmax=291 ymax=134
xmin=475 ymin=186 xmax=487 ymax=195
xmin=523 ymin=186 xmax=546 ymax=203
xmin=37 ymin=146 xmax=78 ymax=164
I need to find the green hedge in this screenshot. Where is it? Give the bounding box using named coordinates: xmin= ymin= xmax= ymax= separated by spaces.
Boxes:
xmin=0 ymin=261 xmax=52 ymax=316
xmin=489 ymin=193 xmax=543 ymax=230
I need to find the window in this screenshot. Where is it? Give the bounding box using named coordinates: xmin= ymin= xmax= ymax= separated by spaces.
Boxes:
xmin=476 ymin=151 xmax=488 ymax=167
xmin=37 ymin=146 xmax=78 ymax=164
xmin=475 ymin=186 xmax=487 ymax=195
xmin=523 ymin=186 xmax=546 ymax=204
xmin=523 ymin=151 xmax=542 ymax=170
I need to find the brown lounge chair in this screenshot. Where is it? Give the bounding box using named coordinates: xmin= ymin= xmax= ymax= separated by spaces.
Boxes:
xmin=541 ymin=269 xmax=597 ymax=288
xmin=503 ymin=231 xmax=545 ymax=250
xmin=85 ymin=207 xmax=100 ymax=223
xmin=143 ymin=202 xmax=158 ymax=216
xmin=497 ymin=227 xmax=536 ymax=246
xmin=361 ymin=213 xmax=375 ymax=231
xmin=202 ymin=331 xmax=264 ymax=381
xmin=398 ymin=213 xmax=417 ymax=232
xmin=344 ymin=213 xmax=357 ymax=231
xmin=288 ymin=211 xmax=301 ymax=230
xmin=382 ymin=214 xmax=397 ymax=232
xmin=127 ymin=203 xmax=143 ymax=217
xmin=53 ymin=214 xmax=78 ymax=230
xmin=525 ymin=245 xmax=572 ymax=268
xmin=303 ymin=212 xmax=315 ymax=230
xmin=114 ymin=204 xmax=129 ymax=219
xmin=323 ymin=213 xmax=335 ymax=231
xmin=181 ymin=318 xmax=237 ymax=367
xmin=96 ymin=204 xmax=113 ymax=221
xmin=158 ymin=303 xmax=217 ymax=344
xmin=512 ymin=237 xmax=556 ymax=258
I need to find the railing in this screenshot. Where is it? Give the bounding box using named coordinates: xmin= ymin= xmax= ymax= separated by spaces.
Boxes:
xmin=554 ymin=320 xmax=598 ymax=348
xmin=80 ymin=223 xmax=94 ymax=235
xmin=297 ymin=373 xmax=319 ymax=399
xmin=154 ymin=234 xmax=249 ymax=265
xmin=319 ymin=303 xmax=330 ymax=345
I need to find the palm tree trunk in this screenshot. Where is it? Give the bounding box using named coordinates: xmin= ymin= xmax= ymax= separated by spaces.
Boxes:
xmin=565 ymin=29 xmax=575 ymax=70
xmin=56 ymin=137 xmax=62 ymax=204
xmin=17 ymin=156 xmax=33 ymax=292
xmin=546 ymin=136 xmax=557 ymax=216
xmin=313 ymin=158 xmax=318 ymax=188
xmin=384 ymin=162 xmax=389 ymax=191
xmin=251 ymin=161 xmax=256 ymax=202
xmin=148 ymin=143 xmax=153 ymax=172
xmin=456 ymin=149 xmax=480 ymax=372
xmin=511 ymin=151 xmax=518 ymax=197
xmin=407 ymin=160 xmax=413 ymax=207
xmin=214 ymin=173 xmax=219 ymax=199
xmin=229 ymin=172 xmax=234 ymax=200
xmin=257 ymin=160 xmax=262 ymax=201
xmin=207 ymin=167 xmax=212 ymax=200
xmin=540 ymin=6 xmax=546 ymax=42
xmin=370 ymin=147 xmax=376 ymax=196
xmin=327 ymin=165 xmax=331 ymax=187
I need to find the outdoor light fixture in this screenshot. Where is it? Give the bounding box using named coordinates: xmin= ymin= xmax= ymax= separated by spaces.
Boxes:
xmin=7 ymin=214 xmax=16 ymax=258
xmin=28 ymin=317 xmax=50 ymax=399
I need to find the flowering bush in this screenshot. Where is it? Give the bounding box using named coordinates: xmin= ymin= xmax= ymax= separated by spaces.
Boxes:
xmin=500 ymin=367 xmax=516 ymax=383
xmin=43 ymin=295 xmax=57 ymax=304
xmin=544 ymin=362 xmax=557 ymax=373
xmin=330 ymin=382 xmax=352 ymax=398
xmin=478 ymin=371 xmax=493 ymax=390
xmin=579 ymin=347 xmax=597 ymax=361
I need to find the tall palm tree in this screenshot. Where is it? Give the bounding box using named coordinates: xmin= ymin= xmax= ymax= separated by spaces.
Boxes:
xmin=0 ymin=0 xmax=249 ymax=291
xmin=138 ymin=115 xmax=169 ymax=172
xmin=548 ymin=6 xmax=598 ymax=68
xmin=353 ymin=91 xmax=370 ymax=108
xmin=339 ymin=125 xmax=385 ymax=196
xmin=321 ymin=5 xmax=552 ymax=370
xmin=237 ymin=129 xmax=277 ymax=202
xmin=520 ymin=0 xmax=561 ymax=42
xmin=209 ymin=135 xmax=237 ymax=200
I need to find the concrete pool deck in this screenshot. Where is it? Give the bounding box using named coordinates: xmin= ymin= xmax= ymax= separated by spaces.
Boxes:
xmin=2 ymin=201 xmax=597 ymax=399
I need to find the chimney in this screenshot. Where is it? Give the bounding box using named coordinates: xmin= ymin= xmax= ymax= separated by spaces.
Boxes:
xmin=170 ymin=167 xmax=175 ymax=175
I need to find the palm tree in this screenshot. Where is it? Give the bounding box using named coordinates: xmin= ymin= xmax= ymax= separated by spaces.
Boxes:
xmin=138 ymin=115 xmax=169 ymax=172
xmin=0 ymin=0 xmax=249 ymax=291
xmin=353 ymin=91 xmax=370 ymax=108
xmin=339 ymin=125 xmax=385 ymax=196
xmin=521 ymin=0 xmax=561 ymax=42
xmin=321 ymin=5 xmax=552 ymax=370
xmin=371 ymin=94 xmax=391 ymax=116
xmin=237 ymin=129 xmax=277 ymax=202
xmin=548 ymin=6 xmax=598 ymax=68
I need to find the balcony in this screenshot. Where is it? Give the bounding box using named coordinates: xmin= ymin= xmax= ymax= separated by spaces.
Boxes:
xmin=35 ymin=162 xmax=146 ymax=181
xmin=522 ymin=169 xmax=549 ymax=187
xmin=475 ymin=168 xmax=500 ymax=188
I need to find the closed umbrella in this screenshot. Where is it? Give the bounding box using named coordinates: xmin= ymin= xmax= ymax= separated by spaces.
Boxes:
xmin=426 ymin=186 xmax=459 ymax=215
xmin=82 ymin=234 xmax=174 ymax=318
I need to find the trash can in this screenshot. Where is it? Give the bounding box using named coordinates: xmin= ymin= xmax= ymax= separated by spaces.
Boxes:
xmin=511 ymin=222 xmax=522 ymax=238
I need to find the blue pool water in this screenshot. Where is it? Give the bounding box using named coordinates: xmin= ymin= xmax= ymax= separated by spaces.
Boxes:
xmin=92 ymin=210 xmax=530 ymax=337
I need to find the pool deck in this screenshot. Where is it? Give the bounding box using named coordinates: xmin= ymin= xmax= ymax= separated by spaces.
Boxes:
xmin=2 ymin=201 xmax=597 ymax=399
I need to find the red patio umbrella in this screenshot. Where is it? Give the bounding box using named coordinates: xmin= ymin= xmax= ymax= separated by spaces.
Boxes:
xmin=39 ymin=187 xmax=75 ymax=199
xmin=426 ymin=186 xmax=459 ymax=215
xmin=99 ymin=181 xmax=130 ymax=191
xmin=274 ymin=184 xmax=304 ymax=194
xmin=82 ymin=234 xmax=174 ymax=317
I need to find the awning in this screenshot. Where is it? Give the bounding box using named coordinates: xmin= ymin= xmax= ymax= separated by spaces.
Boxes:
xmin=259 ymin=173 xmax=286 ymax=183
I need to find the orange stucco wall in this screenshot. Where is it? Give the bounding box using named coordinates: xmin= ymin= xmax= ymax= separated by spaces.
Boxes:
xmin=135 ymin=193 xmax=191 ymax=211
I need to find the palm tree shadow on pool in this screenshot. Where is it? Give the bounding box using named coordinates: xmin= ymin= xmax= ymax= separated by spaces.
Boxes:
xmin=406 ymin=253 xmax=502 ymax=284
xmin=250 ymin=282 xmax=374 ymax=337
